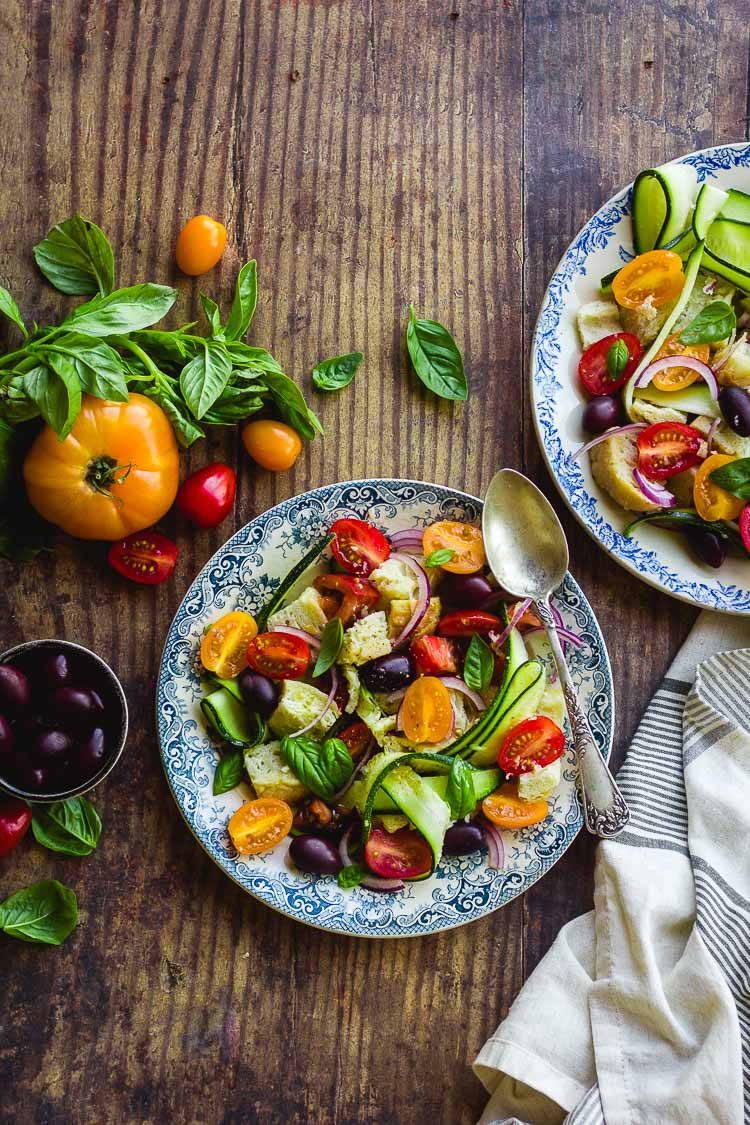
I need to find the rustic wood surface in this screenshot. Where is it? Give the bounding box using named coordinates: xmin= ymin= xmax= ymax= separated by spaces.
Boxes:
xmin=1 ymin=3 xmax=748 ymax=1123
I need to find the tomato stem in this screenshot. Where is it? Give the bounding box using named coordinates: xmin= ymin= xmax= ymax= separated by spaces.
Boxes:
xmin=85 ymin=456 xmax=133 ymax=499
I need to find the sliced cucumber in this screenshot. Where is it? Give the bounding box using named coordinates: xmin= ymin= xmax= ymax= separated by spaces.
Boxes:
xmin=692 ymin=183 xmax=729 ymax=240
xmin=468 ymin=660 xmax=546 ymax=767
xmin=371 ymin=767 xmax=502 ymax=813
xmin=632 ymin=163 xmax=698 ymax=254
xmin=205 ymin=674 xmax=244 ymax=702
xmin=255 ymin=533 xmax=334 ymax=632
xmin=703 ymin=250 xmax=750 ymax=294
xmin=633 ymin=383 xmax=720 ymax=418
xmin=704 ymin=219 xmax=750 ymax=280
xmin=380 ymin=765 xmax=452 ymax=878
xmin=439 ymin=628 xmax=527 ymax=759
xmin=201 ymin=688 xmax=266 ymax=748
xmin=720 ymin=188 xmax=750 ymax=224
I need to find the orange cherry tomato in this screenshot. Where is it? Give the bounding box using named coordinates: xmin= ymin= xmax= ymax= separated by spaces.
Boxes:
xmin=175 ymin=215 xmax=227 ymax=276
xmin=482 ymin=782 xmax=548 ymax=829
xmin=693 ymin=454 xmax=744 ymax=522
xmin=611 ymin=250 xmax=685 ymax=310
xmin=242 ymin=419 xmax=302 ymax=471
xmin=401 ymin=676 xmax=454 ymax=744
xmin=200 ymin=611 xmax=258 ymax=678
xmin=228 ymin=797 xmax=293 ymax=855
xmin=422 ymin=521 xmax=485 ymax=574
xmin=651 ymin=334 xmax=710 ymax=392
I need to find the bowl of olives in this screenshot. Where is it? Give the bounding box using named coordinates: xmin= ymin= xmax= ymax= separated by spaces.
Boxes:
xmin=0 ymin=639 xmax=128 ymax=803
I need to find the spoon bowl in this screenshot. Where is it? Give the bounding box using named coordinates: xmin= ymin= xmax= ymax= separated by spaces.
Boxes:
xmin=482 ymin=469 xmax=568 ymax=598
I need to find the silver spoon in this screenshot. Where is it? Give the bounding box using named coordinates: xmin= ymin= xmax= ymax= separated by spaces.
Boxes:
xmin=482 ymin=469 xmax=629 ymax=838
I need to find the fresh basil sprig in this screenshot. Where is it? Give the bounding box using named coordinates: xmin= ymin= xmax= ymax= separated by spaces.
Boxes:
xmin=33 ymin=213 xmax=115 ymax=296
xmin=424 ymin=548 xmax=454 ymax=568
xmin=444 ymin=757 xmax=477 ymax=820
xmin=0 ymin=879 xmax=78 ymax=945
xmin=224 ymin=260 xmax=258 ymax=341
xmin=679 ymin=300 xmax=736 ymax=345
xmin=606 ymin=338 xmax=629 ymax=381
xmin=709 ymin=456 xmax=750 ymax=501
xmin=313 ymin=617 xmax=344 ymax=678
xmin=406 ymin=306 xmax=467 ymax=401
xmin=463 ymin=633 xmax=494 ymax=693
xmin=338 ymin=862 xmax=368 ymax=888
xmin=281 ymin=735 xmax=354 ymax=800
xmin=312 ymin=351 xmax=363 ymax=392
xmin=213 ymin=749 xmax=245 ymax=796
xmin=31 ymin=796 xmax=102 ymax=856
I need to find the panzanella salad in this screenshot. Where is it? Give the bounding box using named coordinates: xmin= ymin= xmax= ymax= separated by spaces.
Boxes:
xmin=574 ymin=161 xmax=750 ymax=569
xmin=197 ymin=517 xmax=573 ymax=891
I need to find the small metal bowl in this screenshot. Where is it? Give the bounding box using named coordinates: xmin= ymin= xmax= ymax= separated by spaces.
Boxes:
xmin=0 ymin=639 xmax=129 ymax=804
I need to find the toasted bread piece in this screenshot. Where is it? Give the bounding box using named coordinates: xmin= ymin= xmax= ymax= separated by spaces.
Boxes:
xmin=629 ymin=398 xmax=687 ymax=426
xmin=692 ymin=415 xmax=750 ymax=458
xmin=589 ymin=433 xmax=661 ymax=512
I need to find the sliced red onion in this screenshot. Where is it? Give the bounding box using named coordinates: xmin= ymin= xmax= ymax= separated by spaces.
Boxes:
xmin=333 ymin=740 xmax=375 ymax=801
xmin=437 ymin=676 xmax=487 ymax=711
xmin=293 ymin=666 xmax=339 ymax=736
xmin=389 ymin=528 xmax=425 ymax=553
xmin=572 ymin=423 xmax=647 ymax=461
xmin=524 ymin=625 xmax=584 ymax=649
xmin=703 ymin=277 xmax=717 ymax=295
xmin=338 ymin=822 xmax=405 ymax=892
xmin=550 ymin=602 xmax=565 ymax=630
xmin=634 ymin=354 xmax=718 ymax=398
xmin=479 ymin=817 xmax=505 ymax=870
xmin=270 ymin=625 xmax=321 ymax=649
xmin=705 ymin=417 xmax=720 ymax=454
xmin=632 ymin=467 xmax=677 ymax=508
xmin=389 ymin=552 xmax=431 ymax=649
xmin=338 ymin=823 xmax=355 ymax=868
xmin=488 ymin=597 xmax=533 ymax=650
xmin=714 ymin=331 xmax=748 ymax=374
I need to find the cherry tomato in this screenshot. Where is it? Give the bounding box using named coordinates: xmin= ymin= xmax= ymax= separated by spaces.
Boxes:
xmin=242 ymin=419 xmax=302 ymax=471
xmin=651 ymin=334 xmax=710 ymax=393
xmin=177 ymin=462 xmax=236 ymax=528
xmin=313 ymin=574 xmax=380 ymax=625
xmin=577 ymin=332 xmax=643 ymax=396
xmin=410 ymin=635 xmax=458 ymax=676
xmin=437 ymin=610 xmax=504 ymax=636
xmin=740 ymin=506 xmax=750 ymax=553
xmin=328 ymin=518 xmax=390 ymax=576
xmin=228 ymin=797 xmax=293 ymax=855
xmin=108 ymin=531 xmax=178 ymax=585
xmin=246 ymin=631 xmax=311 ymax=680
xmin=338 ymin=720 xmax=375 ymax=761
xmin=0 ymin=797 xmax=31 ymax=857
xmin=422 ymin=521 xmax=485 ymax=574
xmin=364 ymin=826 xmax=432 ymax=879
xmin=175 ymin=215 xmax=227 ymax=276
xmin=482 ymin=783 xmax=549 ymax=829
xmin=511 ymin=602 xmax=543 ymax=630
xmin=200 ymin=611 xmax=258 ymax=678
xmin=497 ymin=716 xmax=565 ymax=776
xmin=611 ymin=250 xmax=685 ymax=310
xmin=636 ymin=421 xmax=704 ymax=480
xmin=401 ymin=676 xmax=454 ymax=744
xmin=693 ymin=454 xmax=744 ymax=522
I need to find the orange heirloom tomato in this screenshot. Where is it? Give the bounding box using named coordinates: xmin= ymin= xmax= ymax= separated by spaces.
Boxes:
xmin=200 ymin=611 xmax=258 ymax=678
xmin=401 ymin=676 xmax=454 ymax=744
xmin=422 ymin=520 xmax=486 ymax=574
xmin=482 ymin=783 xmax=548 ymax=829
xmin=242 ymin=419 xmax=302 ymax=471
xmin=651 ymin=334 xmax=710 ymax=392
xmin=693 ymin=454 xmax=744 ymax=522
xmin=175 ymin=215 xmax=228 ymax=276
xmin=611 ymin=250 xmax=684 ymax=310
xmin=228 ymin=797 xmax=293 ymax=855
xmin=23 ymin=393 xmax=179 ymax=540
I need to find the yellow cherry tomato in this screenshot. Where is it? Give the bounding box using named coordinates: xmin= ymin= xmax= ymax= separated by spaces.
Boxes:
xmin=401 ymin=676 xmax=454 ymax=744
xmin=422 ymin=520 xmax=486 ymax=574
xmin=482 ymin=783 xmax=548 ymax=829
xmin=242 ymin=419 xmax=302 ymax=471
xmin=693 ymin=454 xmax=744 ymax=522
xmin=200 ymin=610 xmax=258 ymax=678
xmin=651 ymin=333 xmax=710 ymax=392
xmin=228 ymin=798 xmax=293 ymax=855
xmin=175 ymin=215 xmax=227 ymax=276
xmin=611 ymin=250 xmax=685 ymax=310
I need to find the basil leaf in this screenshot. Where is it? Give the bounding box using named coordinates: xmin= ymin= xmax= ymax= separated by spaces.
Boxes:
xmin=680 ymin=300 xmax=736 ymax=345
xmin=0 ymin=375 xmax=40 ymax=425
xmin=24 ymin=362 xmax=81 ymax=439
xmin=31 ymin=796 xmax=102 ymax=856
xmin=226 ymin=342 xmax=285 ymax=373
xmin=406 ymin=306 xmax=467 ymax=401
xmin=312 ymin=351 xmax=363 ymax=392
xmin=40 ymin=333 xmax=128 ymax=402
xmin=709 ymin=456 xmax=750 ymax=501
xmin=337 ymin=862 xmax=368 ymax=888
xmin=203 ymin=394 xmax=264 ymax=425
xmin=444 ymin=757 xmax=476 ymax=820
xmin=0 ymin=879 xmax=78 ymax=945
xmin=605 ymin=337 xmax=629 ymax=381
xmin=463 ymin=633 xmax=493 ymax=694
xmin=320 ymin=737 xmax=354 ymax=791
xmin=180 ymin=340 xmax=233 ymax=419
xmin=262 ymin=368 xmax=324 ymax=440
xmin=313 ymin=617 xmax=344 ymax=677
xmin=33 ymin=213 xmax=115 ymax=296
xmin=62 ymin=283 xmax=177 ymax=335
xmin=280 ymin=735 xmax=353 ymax=799
xmin=224 ymin=260 xmax=258 ymax=341
xmin=623 ymin=506 xmax=750 ymax=555
xmin=200 ymin=294 xmax=222 ymax=337
xmin=213 ymin=749 xmax=244 ymax=795
xmin=128 ymin=328 xmax=202 ymax=367
xmin=425 ymin=548 xmax=454 ymax=568
xmin=0 ymin=286 xmax=27 ymax=338
xmin=138 ymin=385 xmax=205 ymax=447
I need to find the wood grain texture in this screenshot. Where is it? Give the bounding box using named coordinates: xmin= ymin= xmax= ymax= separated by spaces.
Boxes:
xmin=0 ymin=3 xmax=748 ymax=1123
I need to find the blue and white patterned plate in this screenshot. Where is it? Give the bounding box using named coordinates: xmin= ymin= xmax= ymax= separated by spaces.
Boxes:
xmin=531 ymin=142 xmax=750 ymax=614
xmin=157 ymin=479 xmax=613 ymax=938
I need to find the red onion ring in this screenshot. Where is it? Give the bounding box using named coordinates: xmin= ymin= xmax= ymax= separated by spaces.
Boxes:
xmin=437 ymin=676 xmax=487 ymax=711
xmin=488 ymin=597 xmax=532 ymax=650
xmin=705 ymin=417 xmax=720 ymax=454
xmin=389 ymin=529 xmax=425 ymax=553
xmin=479 ymin=816 xmax=505 ymax=870
xmin=714 ymin=331 xmax=748 ymax=374
xmin=389 ymin=552 xmax=431 ymax=649
xmin=632 ymin=467 xmax=677 ymax=508
xmin=293 ymin=666 xmax=339 ymax=736
xmin=572 ymin=423 xmax=647 ymax=461
xmin=634 ymin=354 xmax=719 ymax=398
xmin=270 ymin=626 xmax=321 ymax=649
xmin=523 ymin=625 xmax=584 ymax=649
xmin=333 ymin=740 xmax=375 ymax=801
xmin=338 ymin=823 xmax=405 ymax=892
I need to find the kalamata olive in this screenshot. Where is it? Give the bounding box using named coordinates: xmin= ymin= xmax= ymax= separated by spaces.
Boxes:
xmin=719 ymin=386 xmax=750 ymax=437
xmin=438 ymin=572 xmax=494 ymax=609
xmin=238 ymin=669 xmax=279 ymax=718
xmin=32 ymin=649 xmax=73 ymax=690
xmin=46 ymin=686 xmax=103 ymax=733
xmin=33 ymin=728 xmax=74 ymax=764
xmin=78 ymin=727 xmax=107 ymax=775
xmin=443 ymin=822 xmax=486 ymax=856
xmin=0 ymin=715 xmax=14 ymax=756
xmin=581 ymin=395 xmax=623 ymax=434
xmin=686 ymin=526 xmax=728 ymax=569
xmin=17 ymin=763 xmax=49 ymax=792
xmin=360 ymin=652 xmax=416 ymax=693
xmin=0 ymin=665 xmax=32 ymax=717
xmin=289 ymin=834 xmax=343 ymax=875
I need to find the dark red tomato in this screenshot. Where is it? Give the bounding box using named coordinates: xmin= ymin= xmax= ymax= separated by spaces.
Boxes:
xmin=177 ymin=462 xmax=236 ymax=528
xmin=329 ymin=518 xmax=390 ymax=576
xmin=339 ymin=720 xmax=375 ymax=762
xmin=497 ymin=716 xmax=565 ymax=776
xmin=0 ymin=797 xmax=31 ymax=857
xmin=578 ymin=332 xmax=643 ymax=396
xmin=411 ymin=635 xmax=458 ymax=676
xmin=364 ymin=826 xmax=432 ymax=879
xmin=313 ymin=574 xmax=380 ymax=626
xmin=437 ymin=610 xmax=504 ymax=637
xmin=108 ymin=531 xmax=178 ymax=585
xmin=636 ymin=421 xmax=705 ymax=480
xmin=246 ymin=631 xmax=311 ymax=680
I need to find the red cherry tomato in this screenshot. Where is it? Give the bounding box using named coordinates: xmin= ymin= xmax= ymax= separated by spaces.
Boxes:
xmin=578 ymin=332 xmax=643 ymax=396
xmin=329 ymin=518 xmax=390 ymax=576
xmin=176 ymin=462 xmax=236 ymax=528
xmin=313 ymin=574 xmax=380 ymax=625
xmin=246 ymin=631 xmax=311 ymax=680
xmin=437 ymin=610 xmax=504 ymax=636
xmin=410 ymin=635 xmax=458 ymax=676
xmin=0 ymin=797 xmax=31 ymax=857
xmin=636 ymin=421 xmax=705 ymax=480
xmin=107 ymin=531 xmax=178 ymax=585
xmin=497 ymin=716 xmax=565 ymax=776
xmin=338 ymin=720 xmax=375 ymax=761
xmin=741 ymin=506 xmax=750 ymax=553
xmin=364 ymin=826 xmax=432 ymax=879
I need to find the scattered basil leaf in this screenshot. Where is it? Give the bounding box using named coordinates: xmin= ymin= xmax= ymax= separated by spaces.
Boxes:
xmin=61 ymin=283 xmax=177 ymax=335
xmin=31 ymin=796 xmax=102 ymax=856
xmin=312 ymin=351 xmax=363 ymax=392
xmin=709 ymin=456 xmax=750 ymax=501
xmin=224 ymin=260 xmax=258 ymax=341
xmin=213 ymin=749 xmax=245 ymax=795
xmin=424 ymin=548 xmax=454 ymax=568
xmin=679 ymin=300 xmax=736 ymax=345
xmin=281 ymin=735 xmax=354 ymax=800
xmin=200 ymin=293 xmax=222 ymax=337
xmin=180 ymin=340 xmax=233 ymax=419
xmin=0 ymin=879 xmax=78 ymax=945
xmin=463 ymin=633 xmax=494 ymax=694
xmin=444 ymin=757 xmax=476 ymax=820
xmin=337 ymin=862 xmax=368 ymax=888
xmin=24 ymin=362 xmax=81 ymax=439
xmin=313 ymin=617 xmax=344 ymax=678
xmin=262 ymin=367 xmax=324 ymax=439
xmin=0 ymin=286 xmax=28 ymax=338
xmin=33 ymin=213 xmax=115 ymax=296
xmin=406 ymin=306 xmax=467 ymax=401
xmin=605 ymin=338 xmax=629 ymax=381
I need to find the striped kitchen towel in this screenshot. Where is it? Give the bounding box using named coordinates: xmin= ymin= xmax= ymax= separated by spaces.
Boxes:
xmin=474 ymin=611 xmax=750 ymax=1125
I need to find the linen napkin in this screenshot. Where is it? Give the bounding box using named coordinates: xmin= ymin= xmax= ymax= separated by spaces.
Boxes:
xmin=474 ymin=610 xmax=750 ymax=1125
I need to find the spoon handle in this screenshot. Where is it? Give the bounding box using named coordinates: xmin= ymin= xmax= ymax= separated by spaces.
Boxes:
xmin=535 ymin=598 xmax=630 ymax=839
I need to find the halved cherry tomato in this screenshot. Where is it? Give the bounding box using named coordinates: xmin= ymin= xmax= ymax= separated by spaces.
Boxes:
xmin=422 ymin=521 xmax=485 ymax=574
xmin=401 ymin=676 xmax=454 ymax=744
xmin=482 ymin=783 xmax=548 ymax=829
xmin=339 ymin=720 xmax=375 ymax=762
xmin=611 ymin=250 xmax=684 ymax=310
xmin=177 ymin=462 xmax=236 ymax=528
xmin=636 ymin=421 xmax=704 ymax=480
xmin=740 ymin=506 xmax=750 ymax=552
xmin=228 ymin=797 xmax=293 ymax=855
xmin=314 ymin=573 xmax=380 ymax=625
xmin=242 ymin=419 xmax=302 ymax=472
xmin=246 ymin=631 xmax=310 ymax=680
xmin=497 ymin=716 xmax=565 ymax=775
xmin=578 ymin=332 xmax=643 ymax=396
xmin=651 ymin=334 xmax=710 ymax=392
xmin=108 ymin=531 xmax=178 ymax=585
xmin=200 ymin=610 xmax=258 ymax=678
xmin=328 ymin=518 xmax=390 ymax=576
xmin=437 ymin=610 xmax=504 ymax=636
xmin=364 ymin=826 xmax=432 ymax=879
xmin=511 ymin=602 xmax=543 ymax=630
xmin=175 ymin=214 xmax=227 ymax=276
xmin=411 ymin=635 xmax=458 ymax=676
xmin=693 ymin=454 xmax=744 ymax=521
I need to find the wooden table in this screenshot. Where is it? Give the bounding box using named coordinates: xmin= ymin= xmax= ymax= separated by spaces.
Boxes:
xmin=2 ymin=3 xmax=747 ymax=1122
